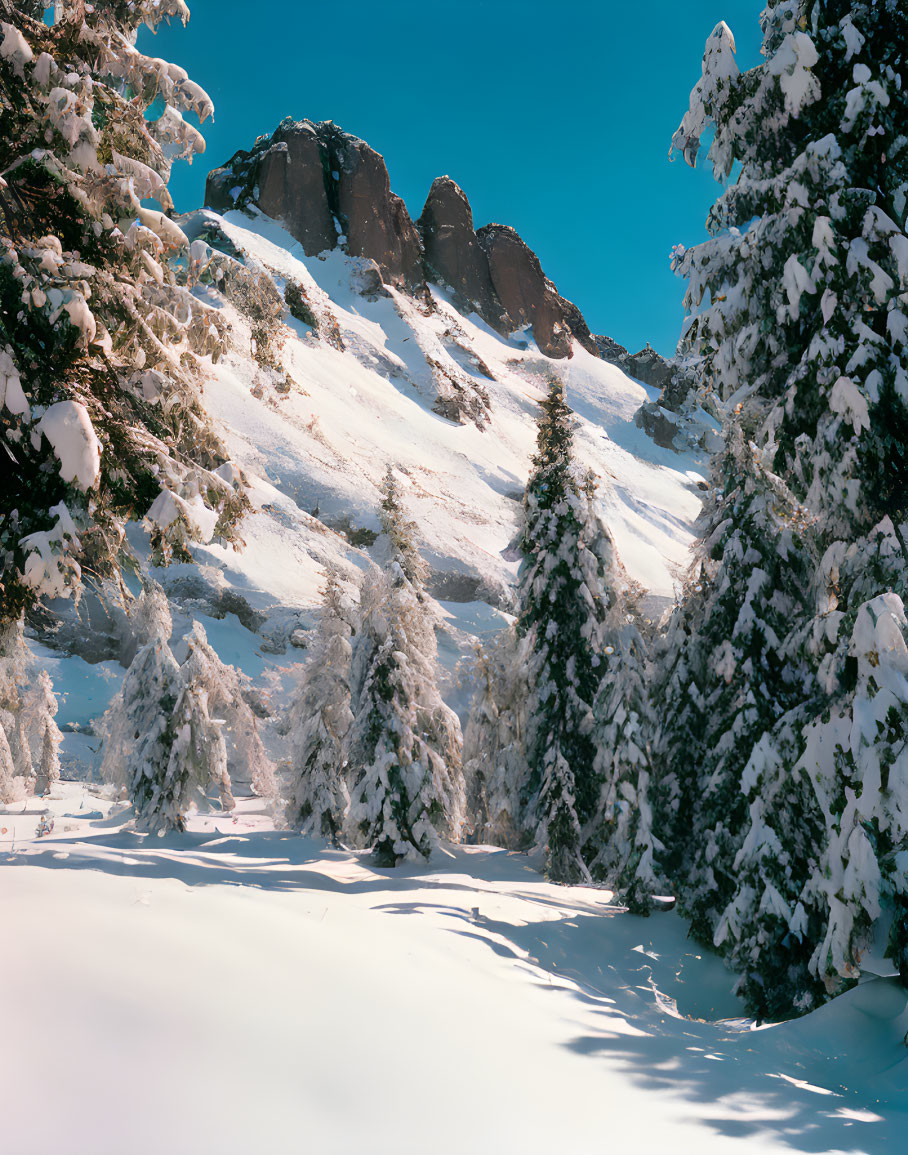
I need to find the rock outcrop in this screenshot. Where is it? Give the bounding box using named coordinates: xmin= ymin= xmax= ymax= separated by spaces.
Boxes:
xmin=205 ymin=119 xmax=424 ymax=291
xmin=474 ymin=224 xmax=598 ymax=359
xmin=417 ymin=178 xmax=596 ymax=357
xmin=595 ymin=335 xmax=676 ymax=391
xmin=206 ymin=120 xmax=632 ymax=365
xmin=327 ymin=125 xmax=424 ymax=292
xmin=254 ymin=125 xmax=337 ymax=256
xmin=418 ymin=177 xmax=508 ymax=329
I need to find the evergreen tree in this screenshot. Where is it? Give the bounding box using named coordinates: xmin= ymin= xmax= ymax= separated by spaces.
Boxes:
xmin=667 ymin=0 xmax=908 ymax=1013
xmin=180 ymin=621 xmax=276 ymax=799
xmin=0 ymin=2 xmax=246 ymax=625
xmin=346 ymin=468 xmax=465 ymax=865
xmin=22 ymin=670 xmax=62 ymax=794
xmin=515 ymin=381 xmax=609 ymax=882
xmin=6 ymin=710 xmax=34 ymax=787
xmin=461 ymin=633 xmax=530 ymax=848
xmin=99 ymin=632 xmax=184 ymax=830
xmin=100 ymin=606 xmax=236 ymax=832
xmin=0 ymin=615 xmax=63 ymax=796
xmin=0 ymin=715 xmax=21 ymax=805
xmin=657 ymin=430 xmax=816 ymax=943
xmin=286 ymin=570 xmax=353 ymax=840
xmin=589 ymin=590 xmax=664 ymax=913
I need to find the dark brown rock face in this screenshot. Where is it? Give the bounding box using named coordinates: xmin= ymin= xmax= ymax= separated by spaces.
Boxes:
xmin=329 ymin=130 xmax=424 ymax=291
xmin=476 ymin=224 xmax=598 ymax=358
xmin=418 ymin=177 xmax=508 ymax=329
xmin=205 ymin=119 xmax=423 ymax=290
xmin=255 ymin=124 xmax=336 ymax=256
xmin=595 ymin=335 xmax=677 ymax=391
xmin=206 ymin=120 xmax=622 ymax=362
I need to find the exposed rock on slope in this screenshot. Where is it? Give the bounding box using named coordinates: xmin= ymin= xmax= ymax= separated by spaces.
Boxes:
xmin=595 ymin=335 xmax=675 ymax=390
xmin=206 ymin=118 xmax=424 ymax=291
xmin=206 ymin=120 xmax=600 ymax=360
xmin=418 ymin=176 xmax=507 ymax=330
xmin=476 ymin=223 xmax=598 ymax=359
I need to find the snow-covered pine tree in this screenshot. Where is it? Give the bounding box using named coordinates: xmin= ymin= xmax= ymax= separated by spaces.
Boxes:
xmin=99 ymin=628 xmax=183 ymax=829
xmin=164 ymin=669 xmax=235 ymax=824
xmin=6 ymin=708 xmax=33 ymax=787
xmin=100 ymin=601 xmax=235 ymax=831
xmin=668 ymin=0 xmax=908 ymax=1013
xmin=461 ymin=632 xmax=530 ymax=848
xmin=121 ymin=580 xmax=175 ymax=665
xmin=346 ymin=467 xmax=465 ymax=865
xmin=180 ymin=621 xmax=276 ymax=799
xmin=21 ymin=669 xmax=62 ymax=794
xmin=286 ymin=569 xmax=353 ymax=839
xmin=514 ymin=381 xmax=610 ymax=883
xmin=657 ymin=426 xmax=816 ymax=944
xmin=0 ymin=1 xmax=246 ymax=625
xmin=0 ymin=614 xmax=39 ymax=793
xmin=589 ymin=581 xmax=665 ymax=913
xmin=0 ymin=713 xmax=21 ymax=804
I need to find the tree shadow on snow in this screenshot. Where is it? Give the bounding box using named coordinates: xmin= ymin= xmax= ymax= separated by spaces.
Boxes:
xmin=9 ymin=826 xmax=907 ymax=1153
xmin=425 ymin=905 xmax=908 ymax=1155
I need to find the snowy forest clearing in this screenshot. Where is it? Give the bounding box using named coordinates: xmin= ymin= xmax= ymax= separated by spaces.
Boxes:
xmin=1 ymin=783 xmax=905 ymax=1155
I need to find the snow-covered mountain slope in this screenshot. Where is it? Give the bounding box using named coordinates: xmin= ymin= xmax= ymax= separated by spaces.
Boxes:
xmin=2 ymin=783 xmax=904 ymax=1155
xmin=181 ymin=209 xmax=705 ymax=623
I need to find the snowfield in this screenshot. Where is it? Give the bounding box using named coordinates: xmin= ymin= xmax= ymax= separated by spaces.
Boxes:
xmin=7 ymin=208 xmax=906 ymax=1155
xmin=184 ymin=209 xmax=709 ymax=618
xmin=1 ymin=783 xmax=905 ymax=1155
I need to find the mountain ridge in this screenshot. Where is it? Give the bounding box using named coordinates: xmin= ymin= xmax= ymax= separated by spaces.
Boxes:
xmin=204 ymin=117 xmax=672 ymax=376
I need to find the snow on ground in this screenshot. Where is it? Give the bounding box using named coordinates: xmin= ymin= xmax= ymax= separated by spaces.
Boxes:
xmin=189 ymin=210 xmax=706 ymax=614
xmin=2 ymin=782 xmax=905 ymax=1155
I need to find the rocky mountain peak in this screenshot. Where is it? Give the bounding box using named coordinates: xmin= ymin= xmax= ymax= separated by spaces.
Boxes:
xmin=206 ymin=120 xmax=639 ymax=366
xmin=418 ymin=176 xmax=509 ymax=331
xmin=206 ymin=118 xmax=424 ymax=292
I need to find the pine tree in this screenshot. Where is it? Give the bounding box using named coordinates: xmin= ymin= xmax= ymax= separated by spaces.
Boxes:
xmin=0 ymin=715 xmax=22 ymax=805
xmin=657 ymin=431 xmax=816 ymax=943
xmin=668 ymin=0 xmax=908 ymax=1013
xmin=100 ymin=608 xmax=236 ymax=832
xmin=22 ymin=670 xmax=62 ymax=794
xmin=164 ymin=674 xmax=235 ymax=824
xmin=1 ymin=2 xmax=246 ymax=625
xmin=346 ymin=468 xmax=465 ymax=865
xmin=589 ymin=592 xmax=664 ymax=913
xmin=99 ymin=633 xmax=184 ymax=831
xmin=515 ymin=381 xmax=609 ymax=883
xmin=122 ymin=581 xmax=174 ymax=664
xmin=286 ymin=570 xmax=353 ymax=839
xmin=180 ymin=622 xmax=276 ymax=799
xmin=0 ymin=615 xmax=63 ymax=796
xmin=6 ymin=710 xmax=34 ymax=787
xmin=461 ymin=633 xmax=530 ymax=848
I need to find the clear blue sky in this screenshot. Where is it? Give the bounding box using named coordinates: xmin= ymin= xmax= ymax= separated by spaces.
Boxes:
xmin=141 ymin=1 xmax=763 ymax=356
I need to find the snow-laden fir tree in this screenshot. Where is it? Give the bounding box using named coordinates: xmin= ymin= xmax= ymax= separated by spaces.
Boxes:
xmin=21 ymin=669 xmax=62 ymax=794
xmin=514 ymin=382 xmax=610 ymax=883
xmin=0 ymin=714 xmax=21 ymax=804
xmin=286 ymin=569 xmax=353 ymax=840
xmin=0 ymin=1 xmax=246 ymax=625
xmin=99 ymin=629 xmax=184 ymax=830
xmin=99 ymin=599 xmax=235 ymax=832
xmin=0 ymin=614 xmax=60 ymax=796
xmin=655 ymin=426 xmax=816 ymax=945
xmin=461 ymin=632 xmax=529 ymax=848
xmin=667 ymin=0 xmax=908 ymax=1014
xmin=180 ymin=621 xmax=276 ymax=800
xmin=588 ymin=580 xmax=664 ymax=913
xmin=346 ymin=467 xmax=465 ymax=865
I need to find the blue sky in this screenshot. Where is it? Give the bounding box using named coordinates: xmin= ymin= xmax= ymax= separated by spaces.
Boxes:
xmin=141 ymin=1 xmax=763 ymax=356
